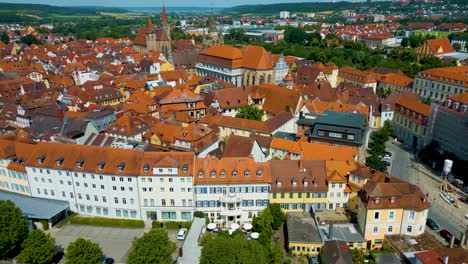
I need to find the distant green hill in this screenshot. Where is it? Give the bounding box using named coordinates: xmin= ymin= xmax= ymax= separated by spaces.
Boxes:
xmin=0 ymin=3 xmax=128 ymax=23
xmin=223 ymin=1 xmax=375 ymax=14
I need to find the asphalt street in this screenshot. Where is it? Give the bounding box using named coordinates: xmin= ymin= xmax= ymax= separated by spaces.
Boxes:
xmin=386 ymin=142 xmax=466 ymax=238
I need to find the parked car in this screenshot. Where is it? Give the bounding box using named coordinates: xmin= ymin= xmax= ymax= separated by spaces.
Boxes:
xmin=101 ymin=258 xmax=114 ymax=264
xmin=382 ymin=160 xmax=391 ymax=166
xmin=384 ymin=151 xmax=392 ymax=157
xmin=439 ymin=229 xmax=458 ymax=244
xmin=177 ymin=228 xmax=188 ymax=240
xmin=309 ymin=256 xmax=319 ymax=264
xmin=426 ymin=218 xmax=439 ymax=230
xmin=52 ymin=251 xmax=64 ymax=264
xmin=383 ymin=154 xmax=391 ymax=160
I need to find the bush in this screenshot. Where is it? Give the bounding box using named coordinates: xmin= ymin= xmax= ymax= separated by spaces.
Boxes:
xmin=193 ymin=211 xmax=205 ymax=218
xmin=163 ymin=221 xmax=191 ymax=230
xmin=40 ymin=219 xmax=49 ymax=230
xmin=152 ymin=221 xmax=163 ymax=229
xmin=69 ymin=216 xmax=144 ymax=228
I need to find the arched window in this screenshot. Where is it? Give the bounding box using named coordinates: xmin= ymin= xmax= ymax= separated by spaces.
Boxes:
xmin=220 ymin=171 xmax=226 ymax=178
xmin=244 ymin=170 xmax=250 ymax=178
xmin=210 ymin=171 xmax=216 ymax=179
xmin=198 ymin=170 xmax=203 ymax=178
xmin=232 ymin=170 xmax=238 ymax=178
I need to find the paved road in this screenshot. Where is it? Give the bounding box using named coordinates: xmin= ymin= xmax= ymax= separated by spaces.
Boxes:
xmin=387 ymin=142 xmax=466 ymax=238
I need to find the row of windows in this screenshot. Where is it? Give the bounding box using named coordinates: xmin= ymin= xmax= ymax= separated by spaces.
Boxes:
xmin=198 ymin=170 xmax=263 ymax=179
xmin=0 ymin=170 xmax=27 ymax=180
xmin=78 ymin=205 xmax=137 ymax=219
xmin=0 ymin=181 xmax=29 ymax=193
xmin=290 ymin=245 xmax=319 ymax=253
xmin=142 ymin=187 xmax=192 ymax=193
xmin=196 ymin=199 xmax=269 ymax=208
xmin=140 ymin=177 xmax=192 ymax=183
xmin=31 ymin=168 xmax=135 ymax=182
xmin=143 ymin=198 xmax=193 ymax=207
xmin=195 ymin=186 xmax=270 ymax=194
xmin=272 ymin=192 xmax=327 ymax=199
xmin=373 ymin=210 xmax=416 ymax=221
xmin=372 ymin=224 xmax=422 ymax=235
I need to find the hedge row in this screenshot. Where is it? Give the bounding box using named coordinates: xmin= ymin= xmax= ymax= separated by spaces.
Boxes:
xmin=152 ymin=220 xmax=192 ymax=230
xmin=69 ymin=216 xmax=144 ymax=228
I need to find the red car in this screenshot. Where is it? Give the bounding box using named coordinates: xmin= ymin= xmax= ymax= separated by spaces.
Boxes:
xmin=439 ymin=229 xmax=460 ymax=245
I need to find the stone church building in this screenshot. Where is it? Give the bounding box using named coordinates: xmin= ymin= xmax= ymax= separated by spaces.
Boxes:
xmin=133 ymin=5 xmax=171 ymax=58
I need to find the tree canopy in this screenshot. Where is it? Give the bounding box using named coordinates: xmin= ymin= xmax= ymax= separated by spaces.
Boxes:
xmin=127 ymin=228 xmax=176 ymax=264
xmin=200 ymin=233 xmax=269 ymax=264
xmin=65 ymin=238 xmax=102 ymax=264
xmin=269 ymin=204 xmax=285 ymax=230
xmin=19 ymin=34 xmax=42 ymax=46
xmin=17 ymin=229 xmax=56 ymax=264
xmin=0 ymin=31 xmax=9 ymax=44
xmin=235 ymin=105 xmax=264 ymax=121
xmin=0 ymin=200 xmax=29 ymax=258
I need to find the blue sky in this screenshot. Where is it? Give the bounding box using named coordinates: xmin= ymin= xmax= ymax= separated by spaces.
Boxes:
xmin=2 ymin=0 xmax=321 ymax=7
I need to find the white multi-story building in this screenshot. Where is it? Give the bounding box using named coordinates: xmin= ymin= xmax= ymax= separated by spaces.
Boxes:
xmin=279 ymin=11 xmax=290 ymax=19
xmin=138 ymin=152 xmax=195 ymax=222
xmin=326 ymin=171 xmax=351 ymax=210
xmin=25 ymin=142 xmax=143 ymax=220
xmin=194 ymin=157 xmax=271 ymax=225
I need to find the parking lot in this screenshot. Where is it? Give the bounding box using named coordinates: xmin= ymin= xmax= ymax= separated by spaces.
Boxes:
xmin=51 ymin=225 xmax=147 ymax=263
xmin=51 ymin=224 xmax=185 ymax=264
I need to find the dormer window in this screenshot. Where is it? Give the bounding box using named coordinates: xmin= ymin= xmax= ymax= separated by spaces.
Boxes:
xmin=98 ymin=161 xmax=106 ymax=171
xmin=445 ymin=99 xmax=451 ymax=107
xmin=375 ymin=198 xmax=380 ymax=205
xmin=143 ymin=164 xmax=150 ymax=174
xmin=232 ymin=170 xmax=238 ymax=178
xmin=453 ymin=102 xmax=459 ymax=110
xmin=182 ymin=164 xmax=188 ymax=174
xmin=244 ymin=170 xmax=250 ymax=178
xmin=220 ymin=171 xmax=226 ymax=178
xmin=304 ymin=180 xmax=308 ymax=187
xmin=37 ymin=155 xmax=45 ymax=165
xmin=256 ymin=170 xmax=262 ymax=177
xmin=210 ymin=171 xmax=216 ymax=179
xmin=117 ymin=162 xmax=126 ymax=172
xmin=76 ymin=159 xmax=84 ymax=168
xmin=56 ymin=157 xmax=64 ymax=167
xmin=292 ymin=180 xmax=297 ymax=187
xmin=277 ymin=181 xmax=282 ymax=187
xmin=198 ymin=170 xmax=203 ymax=178
xmin=390 ymin=197 xmax=395 ymax=204
xmin=461 ymin=105 xmax=467 ymax=113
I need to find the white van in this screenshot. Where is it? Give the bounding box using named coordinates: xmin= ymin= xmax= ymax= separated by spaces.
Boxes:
xmin=177 ymin=228 xmax=188 ymax=240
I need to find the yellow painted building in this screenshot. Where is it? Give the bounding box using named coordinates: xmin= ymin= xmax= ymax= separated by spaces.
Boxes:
xmin=286 ymin=212 xmax=323 ymax=256
xmin=357 ymin=177 xmax=430 ymax=248
xmin=270 ymin=191 xmax=328 ymax=212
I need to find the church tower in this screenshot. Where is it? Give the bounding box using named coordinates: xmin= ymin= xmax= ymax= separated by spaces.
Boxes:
xmin=161 ymin=4 xmax=170 ymax=42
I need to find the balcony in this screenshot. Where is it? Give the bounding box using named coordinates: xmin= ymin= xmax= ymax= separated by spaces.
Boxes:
xmin=220 ymin=194 xmax=242 ymax=203
xmin=220 ymin=208 xmax=242 ymax=217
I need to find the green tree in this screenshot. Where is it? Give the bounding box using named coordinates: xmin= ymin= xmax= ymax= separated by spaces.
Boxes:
xmin=270 ymin=241 xmax=284 ymax=264
xmin=365 ymin=154 xmax=386 ymax=172
xmin=401 ymin=37 xmax=410 ymax=47
xmin=253 ymin=207 xmax=274 ymax=246
xmin=382 ymin=120 xmax=394 ymax=138
xmin=235 ymin=105 xmax=264 ymax=121
xmin=452 ymin=43 xmax=461 ymax=52
xmin=127 ymin=228 xmax=176 ymax=264
xmin=200 ymin=235 xmax=268 ymax=264
xmin=19 ymin=34 xmax=42 ymax=46
xmin=284 ymin=27 xmax=308 ymax=44
xmin=0 ymin=200 xmax=29 ymax=258
xmin=0 ymin=31 xmax=9 ymax=44
xmin=269 ymin=204 xmax=284 ymax=230
xmin=17 ymin=230 xmax=55 ymax=264
xmin=65 ymin=238 xmax=102 ymax=264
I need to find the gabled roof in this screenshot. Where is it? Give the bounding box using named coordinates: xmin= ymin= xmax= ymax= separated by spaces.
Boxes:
xmin=425 ymin=38 xmax=455 ymax=54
